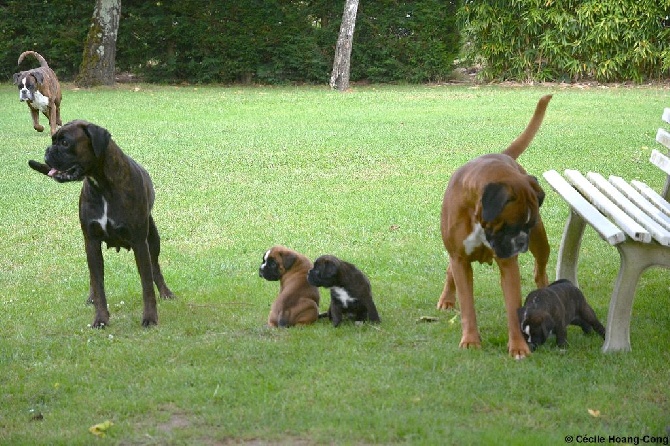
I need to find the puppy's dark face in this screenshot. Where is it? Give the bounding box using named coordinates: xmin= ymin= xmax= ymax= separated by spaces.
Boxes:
xmin=42 ymin=121 xmax=110 ymax=183
xmin=518 ymin=308 xmax=552 ymax=350
xmin=13 ymin=72 xmax=41 ymax=102
xmin=480 ymin=178 xmax=544 ymax=259
xmin=259 ymin=247 xmax=297 ymax=281
xmin=307 ymin=255 xmax=340 ymax=288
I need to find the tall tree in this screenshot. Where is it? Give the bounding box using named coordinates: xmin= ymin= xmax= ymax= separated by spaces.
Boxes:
xmin=75 ymin=0 xmax=121 ymax=87
xmin=330 ymin=0 xmax=359 ymax=91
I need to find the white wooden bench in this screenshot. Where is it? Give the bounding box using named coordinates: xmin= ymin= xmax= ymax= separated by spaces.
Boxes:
xmin=542 ymin=108 xmax=670 ymax=352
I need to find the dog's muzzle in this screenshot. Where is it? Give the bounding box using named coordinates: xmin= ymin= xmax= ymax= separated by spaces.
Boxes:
xmin=19 ymin=88 xmax=33 ymax=102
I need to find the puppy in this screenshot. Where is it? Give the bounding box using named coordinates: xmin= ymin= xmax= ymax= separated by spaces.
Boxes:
xmin=307 ymin=255 xmax=380 ymax=327
xmin=518 ymin=279 xmax=606 ymax=350
xmin=13 ymin=51 xmax=62 ymax=135
xmin=259 ymin=246 xmax=320 ymax=327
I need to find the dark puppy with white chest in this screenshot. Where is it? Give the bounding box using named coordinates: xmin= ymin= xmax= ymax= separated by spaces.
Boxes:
xmin=28 ymin=120 xmax=175 ymax=328
xmin=518 ymin=279 xmax=605 ymax=350
xmin=307 ymin=255 xmax=380 ymax=327
xmin=13 ymin=51 xmax=62 ymax=135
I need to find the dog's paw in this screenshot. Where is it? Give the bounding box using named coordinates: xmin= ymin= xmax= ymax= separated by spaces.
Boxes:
xmin=509 ymin=342 xmax=531 ymax=359
xmin=28 ymin=160 xmax=52 ymax=176
xmin=436 ymin=297 xmax=456 ymax=310
xmin=459 ymin=333 xmax=482 ymax=350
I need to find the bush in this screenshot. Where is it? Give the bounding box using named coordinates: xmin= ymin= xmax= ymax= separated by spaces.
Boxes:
xmin=459 ymin=0 xmax=670 ymax=82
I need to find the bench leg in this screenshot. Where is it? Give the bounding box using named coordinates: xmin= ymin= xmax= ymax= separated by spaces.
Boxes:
xmin=556 ymin=209 xmax=586 ymax=286
xmin=603 ymin=241 xmax=670 ymax=353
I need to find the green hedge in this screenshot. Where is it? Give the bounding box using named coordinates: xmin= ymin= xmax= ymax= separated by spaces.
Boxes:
xmin=459 ymin=0 xmax=670 ymax=82
xmin=0 ymin=0 xmax=460 ymax=84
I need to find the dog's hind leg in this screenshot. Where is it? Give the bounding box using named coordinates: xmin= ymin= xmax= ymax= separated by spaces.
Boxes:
xmin=147 ymin=216 xmax=175 ymax=299
xmin=132 ymin=240 xmax=159 ymax=326
xmin=529 ymin=220 xmax=550 ymax=288
xmin=578 ymin=306 xmax=606 ymax=339
xmin=436 ymin=262 xmax=457 ymax=310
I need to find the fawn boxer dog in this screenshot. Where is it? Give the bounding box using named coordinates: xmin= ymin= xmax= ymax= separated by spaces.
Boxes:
xmin=307 ymin=255 xmax=380 ymax=327
xmin=519 ymin=279 xmax=606 ymax=350
xmin=28 ymin=120 xmax=175 ymax=327
xmin=13 ymin=51 xmax=62 ymax=135
xmin=259 ymin=246 xmax=320 ymax=327
xmin=436 ymin=95 xmax=553 ymax=359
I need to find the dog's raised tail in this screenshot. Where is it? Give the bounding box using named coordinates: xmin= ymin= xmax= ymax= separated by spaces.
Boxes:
xmin=503 ymin=94 xmax=552 ymax=160
xmin=18 ymin=51 xmax=49 ymax=68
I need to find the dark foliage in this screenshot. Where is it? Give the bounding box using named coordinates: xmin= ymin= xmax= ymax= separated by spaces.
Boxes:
xmin=0 ymin=0 xmax=460 ymax=84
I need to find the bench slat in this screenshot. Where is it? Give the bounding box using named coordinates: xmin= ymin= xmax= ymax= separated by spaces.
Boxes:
xmin=662 ymin=107 xmax=670 ymax=124
xmin=593 ymin=174 xmax=670 ymax=245
xmin=650 ymin=148 xmax=670 ymax=175
xmin=565 ymin=170 xmax=651 ymax=242
xmin=609 ymin=176 xmax=670 ymax=231
xmin=631 ymin=180 xmax=670 ymax=216
xmin=543 ymin=170 xmax=625 ymax=245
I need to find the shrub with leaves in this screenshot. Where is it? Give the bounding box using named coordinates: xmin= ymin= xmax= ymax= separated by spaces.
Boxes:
xmin=459 ymin=0 xmax=670 ymax=82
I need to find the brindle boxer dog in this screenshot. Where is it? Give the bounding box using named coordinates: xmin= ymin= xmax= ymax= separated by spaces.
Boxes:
xmin=28 ymin=120 xmax=175 ymax=327
xmin=259 ymin=246 xmax=320 ymax=327
xmin=13 ymin=51 xmax=62 ymax=135
xmin=437 ymin=95 xmax=552 ymax=359
xmin=307 ymin=255 xmax=380 ymax=327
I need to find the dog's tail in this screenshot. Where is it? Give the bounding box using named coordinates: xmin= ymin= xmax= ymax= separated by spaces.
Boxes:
xmin=18 ymin=51 xmax=49 ymax=68
xmin=502 ymin=94 xmax=552 ymax=160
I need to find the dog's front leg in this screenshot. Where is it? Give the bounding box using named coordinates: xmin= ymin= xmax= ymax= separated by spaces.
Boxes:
xmin=30 ymin=107 xmax=44 ymax=133
xmin=85 ymin=239 xmax=109 ymax=328
xmin=450 ymin=258 xmax=480 ymax=348
xmin=497 ymin=257 xmax=531 ymax=359
xmin=47 ymin=104 xmax=58 ymax=135
xmin=132 ymin=240 xmax=159 ymax=326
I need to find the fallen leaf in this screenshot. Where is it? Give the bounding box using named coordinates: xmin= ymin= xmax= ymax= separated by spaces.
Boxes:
xmin=416 ymin=316 xmax=439 ymax=323
xmin=89 ymin=420 xmax=114 ymax=437
xmin=588 ymin=409 xmax=601 ymax=418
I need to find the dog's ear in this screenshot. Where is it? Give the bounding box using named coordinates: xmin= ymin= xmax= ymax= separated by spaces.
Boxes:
xmin=33 ymin=71 xmax=44 ymax=85
xmin=84 ymin=123 xmax=111 ymax=158
xmin=281 ymin=251 xmax=297 ymax=271
xmin=12 ymin=73 xmax=21 ymax=85
xmin=481 ymin=183 xmax=510 ymax=222
xmin=528 ymin=175 xmax=545 ymax=207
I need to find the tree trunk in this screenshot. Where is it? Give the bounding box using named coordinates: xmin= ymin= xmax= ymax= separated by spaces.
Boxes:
xmin=75 ymin=0 xmax=121 ymax=87
xmin=330 ymin=0 xmax=359 ymax=91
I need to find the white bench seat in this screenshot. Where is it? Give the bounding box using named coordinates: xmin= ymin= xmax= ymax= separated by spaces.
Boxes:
xmin=542 ymin=108 xmax=670 ymax=352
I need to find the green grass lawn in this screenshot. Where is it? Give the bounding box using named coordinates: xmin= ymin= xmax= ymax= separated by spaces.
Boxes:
xmin=1 ymin=83 xmax=668 ymax=445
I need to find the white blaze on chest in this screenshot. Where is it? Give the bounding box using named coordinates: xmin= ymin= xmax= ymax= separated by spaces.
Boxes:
xmin=30 ymin=90 xmax=50 ymax=112
xmin=95 ymin=198 xmax=114 ymax=235
xmin=463 ymin=222 xmax=491 ymax=255
xmin=331 ymin=286 xmax=357 ymax=308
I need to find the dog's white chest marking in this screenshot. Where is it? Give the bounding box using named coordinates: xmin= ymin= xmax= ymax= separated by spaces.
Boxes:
xmin=95 ymin=198 xmax=114 ymax=235
xmin=463 ymin=223 xmax=491 ymax=255
xmin=30 ymin=90 xmax=50 ymax=112
xmin=331 ymin=287 xmax=357 ymax=308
